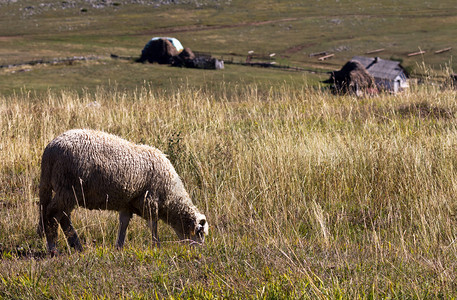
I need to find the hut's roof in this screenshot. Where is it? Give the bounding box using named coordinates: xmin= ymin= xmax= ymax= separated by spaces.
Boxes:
xmin=326 ymin=60 xmax=376 ymax=86
xmin=150 ymin=37 xmax=183 ymax=53
xmin=323 ymin=59 xmax=377 ymax=94
xmin=352 ymin=56 xmax=405 ymax=81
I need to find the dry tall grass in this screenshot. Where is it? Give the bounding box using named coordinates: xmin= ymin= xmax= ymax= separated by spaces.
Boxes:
xmin=1 ymin=84 xmax=457 ymax=298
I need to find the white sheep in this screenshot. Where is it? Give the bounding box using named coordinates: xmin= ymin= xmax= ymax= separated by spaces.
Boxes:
xmin=37 ymin=129 xmax=208 ymax=254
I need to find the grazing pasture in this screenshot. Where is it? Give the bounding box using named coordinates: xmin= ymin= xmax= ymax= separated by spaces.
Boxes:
xmin=1 ymin=0 xmax=457 ymax=94
xmin=1 ymin=84 xmax=457 ymax=297
xmin=2 ymin=0 xmax=457 ymax=298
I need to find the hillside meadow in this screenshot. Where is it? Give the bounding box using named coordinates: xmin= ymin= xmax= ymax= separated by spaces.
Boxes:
xmin=1 ymin=82 xmax=457 ymax=298
xmin=2 ymin=0 xmax=457 ymax=298
xmin=1 ymin=0 xmax=457 ymax=95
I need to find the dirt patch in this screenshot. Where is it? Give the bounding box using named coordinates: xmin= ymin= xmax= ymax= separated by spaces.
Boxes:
xmin=0 ymin=55 xmax=102 ymax=71
xmin=283 ymin=43 xmax=316 ymax=56
xmin=141 ymin=17 xmax=298 ymax=35
xmin=397 ymin=102 xmax=455 ymax=119
xmin=0 ymin=243 xmax=47 ymax=260
xmin=0 ymin=36 xmax=22 ymax=42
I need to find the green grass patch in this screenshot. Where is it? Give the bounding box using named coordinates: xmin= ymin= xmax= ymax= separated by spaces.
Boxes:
xmin=1 ymin=0 xmax=457 ymax=95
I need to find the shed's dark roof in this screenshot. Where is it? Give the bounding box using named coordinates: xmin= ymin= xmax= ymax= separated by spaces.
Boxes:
xmin=352 ymin=56 xmax=405 ymax=80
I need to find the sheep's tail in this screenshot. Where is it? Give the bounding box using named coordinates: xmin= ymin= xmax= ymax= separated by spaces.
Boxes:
xmin=37 ymin=147 xmax=53 ymax=238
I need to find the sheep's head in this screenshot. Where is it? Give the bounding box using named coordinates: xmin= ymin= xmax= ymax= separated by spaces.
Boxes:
xmin=192 ymin=213 xmax=209 ymax=243
xmin=175 ymin=213 xmax=208 ymax=245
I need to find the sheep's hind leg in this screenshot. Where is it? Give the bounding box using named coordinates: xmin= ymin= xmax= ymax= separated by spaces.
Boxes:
xmin=59 ymin=213 xmax=82 ymax=252
xmin=44 ymin=216 xmax=59 ymax=256
xmin=44 ymin=189 xmax=78 ymax=255
xmin=115 ymin=211 xmax=132 ymax=249
xmin=41 ymin=206 xmax=61 ymax=256
xmin=37 ymin=205 xmax=46 ymax=238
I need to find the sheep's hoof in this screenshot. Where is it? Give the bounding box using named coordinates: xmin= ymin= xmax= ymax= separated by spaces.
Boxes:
xmin=69 ymin=240 xmax=83 ymax=252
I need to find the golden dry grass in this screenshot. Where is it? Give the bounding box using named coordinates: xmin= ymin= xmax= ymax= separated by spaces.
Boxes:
xmin=1 ymin=83 xmax=457 ymax=298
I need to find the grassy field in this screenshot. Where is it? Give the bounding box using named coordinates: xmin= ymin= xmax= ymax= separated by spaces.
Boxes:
xmin=2 ymin=83 xmax=457 ymax=298
xmin=1 ymin=0 xmax=457 ymax=95
xmin=2 ymin=0 xmax=457 ymax=298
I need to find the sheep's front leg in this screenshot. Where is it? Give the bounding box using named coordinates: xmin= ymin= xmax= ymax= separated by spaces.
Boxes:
xmin=148 ymin=219 xmax=160 ymax=247
xmin=135 ymin=193 xmax=160 ymax=247
xmin=115 ymin=211 xmax=132 ymax=249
